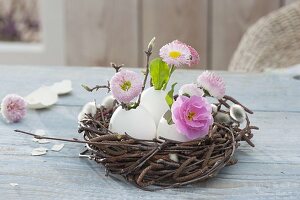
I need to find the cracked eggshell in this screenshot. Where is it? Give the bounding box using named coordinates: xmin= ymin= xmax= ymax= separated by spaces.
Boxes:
xmin=25 ymin=86 xmax=58 ymax=109
xmin=50 ymin=80 xmax=72 ymax=95
xmin=156 ymin=117 xmax=189 ymax=142
xmin=109 ymin=106 xmax=156 ymax=140
xmin=140 ymin=87 xmax=169 ymax=126
xmin=101 ymin=95 xmax=115 ymax=110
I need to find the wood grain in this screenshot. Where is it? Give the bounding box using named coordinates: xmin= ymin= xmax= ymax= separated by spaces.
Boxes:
xmin=1 ymin=108 xmax=300 ymax=199
xmin=210 ymin=0 xmax=281 ymax=70
xmin=65 ymin=0 xmax=139 ymax=67
xmin=1 ymin=65 xmax=300 ymax=199
xmin=142 ymin=0 xmax=208 ymax=69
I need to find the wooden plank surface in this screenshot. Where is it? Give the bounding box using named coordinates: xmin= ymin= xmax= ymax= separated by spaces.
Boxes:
xmin=1 ymin=108 xmax=300 ymax=199
xmin=210 ymin=0 xmax=281 ymax=70
xmin=65 ymin=0 xmax=139 ymax=67
xmin=142 ymin=0 xmax=208 ymax=68
xmin=63 ymin=1 xmax=286 ymax=70
xmin=1 ymin=65 xmax=300 ymax=199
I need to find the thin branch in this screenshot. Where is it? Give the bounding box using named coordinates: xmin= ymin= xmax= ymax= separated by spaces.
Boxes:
xmin=81 ymin=81 xmax=110 ymax=93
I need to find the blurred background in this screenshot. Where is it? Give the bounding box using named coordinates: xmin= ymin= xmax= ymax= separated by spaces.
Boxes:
xmin=0 ymin=0 xmax=298 ymax=70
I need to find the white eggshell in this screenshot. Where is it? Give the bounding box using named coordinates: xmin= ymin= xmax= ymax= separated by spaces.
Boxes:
xmin=156 ymin=117 xmax=189 ymax=142
xmin=101 ymin=95 xmax=115 ymax=110
xmin=50 ymin=80 xmax=72 ymax=95
xmin=25 ymin=86 xmax=58 ymax=109
xmin=141 ymin=87 xmax=169 ymax=126
xmin=109 ymin=106 xmax=156 ymax=140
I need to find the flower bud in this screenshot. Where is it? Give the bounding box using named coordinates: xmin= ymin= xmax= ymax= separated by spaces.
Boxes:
xmin=147 ymin=37 xmax=156 ymax=52
xmin=101 ymin=95 xmax=115 ymax=110
xmin=214 ymin=112 xmax=231 ymax=124
xmin=178 ymin=83 xmax=203 ymax=97
xmin=211 ymin=104 xmax=218 ymax=114
xmin=230 ymin=104 xmax=246 ymax=123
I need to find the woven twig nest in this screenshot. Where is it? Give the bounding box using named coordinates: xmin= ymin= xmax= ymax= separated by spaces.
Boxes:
xmin=78 ymin=95 xmax=258 ymax=191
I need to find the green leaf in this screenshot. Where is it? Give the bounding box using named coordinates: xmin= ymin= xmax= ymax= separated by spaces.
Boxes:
xmin=165 ymin=82 xmax=177 ymax=108
xmin=163 ymin=110 xmax=174 ymax=125
xmin=149 ymin=58 xmax=170 ymax=90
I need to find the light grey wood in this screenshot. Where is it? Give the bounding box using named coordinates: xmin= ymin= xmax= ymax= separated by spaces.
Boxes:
xmin=1 ymin=108 xmax=300 ymax=199
xmin=1 ymin=65 xmax=300 ymax=199
xmin=63 ymin=0 xmax=286 ymax=70
xmin=65 ymin=0 xmax=139 ymax=67
xmin=142 ymin=0 xmax=208 ymax=68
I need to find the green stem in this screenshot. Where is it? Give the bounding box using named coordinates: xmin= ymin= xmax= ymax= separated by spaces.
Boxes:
xmin=162 ymin=65 xmax=176 ymax=90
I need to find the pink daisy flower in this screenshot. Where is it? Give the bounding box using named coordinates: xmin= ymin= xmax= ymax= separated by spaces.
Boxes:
xmin=159 ymin=41 xmax=191 ymax=67
xmin=197 ymin=71 xmax=226 ymax=99
xmin=1 ymin=94 xmax=27 ymax=123
xmin=174 ymin=40 xmax=200 ymax=66
xmin=178 ymin=83 xmax=203 ymax=97
xmin=110 ymin=70 xmax=143 ymax=103
xmin=187 ymin=45 xmax=200 ymax=66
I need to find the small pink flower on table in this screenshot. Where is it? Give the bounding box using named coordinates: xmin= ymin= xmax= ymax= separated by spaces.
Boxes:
xmin=110 ymin=69 xmax=143 ymax=103
xmin=159 ymin=40 xmax=191 ymax=67
xmin=171 ymin=95 xmax=213 ymax=140
xmin=1 ymin=94 xmax=27 ymax=123
xmin=197 ymin=71 xmax=226 ymax=99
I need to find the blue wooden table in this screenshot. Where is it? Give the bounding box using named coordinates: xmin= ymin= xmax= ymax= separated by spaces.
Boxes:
xmin=1 ymin=65 xmax=300 ymax=200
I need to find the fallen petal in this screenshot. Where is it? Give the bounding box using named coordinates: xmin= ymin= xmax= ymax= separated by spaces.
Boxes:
xmin=31 ymin=147 xmax=48 ymax=156
xmin=37 ymin=139 xmax=50 ymax=144
xmin=34 ymin=129 xmax=46 ymax=136
xmin=169 ymin=153 xmax=179 ymax=162
xmin=9 ymin=183 xmax=19 ymax=187
xmin=51 ymin=144 xmax=64 ymax=152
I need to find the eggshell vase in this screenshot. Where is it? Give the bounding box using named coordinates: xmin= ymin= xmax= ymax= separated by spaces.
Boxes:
xmin=109 ymin=105 xmax=156 ymax=140
xmin=157 ymin=117 xmax=189 ymax=142
xmin=140 ymin=87 xmax=169 ymax=126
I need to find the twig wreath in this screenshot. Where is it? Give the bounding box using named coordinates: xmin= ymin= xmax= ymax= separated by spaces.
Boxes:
xmin=16 ymin=37 xmax=258 ymax=191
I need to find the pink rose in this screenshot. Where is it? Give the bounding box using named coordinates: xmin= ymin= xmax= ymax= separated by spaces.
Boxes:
xmin=171 ymin=95 xmax=213 ymax=139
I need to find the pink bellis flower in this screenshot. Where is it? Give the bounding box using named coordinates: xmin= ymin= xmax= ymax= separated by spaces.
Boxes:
xmin=171 ymin=95 xmax=213 ymax=140
xmin=1 ymin=94 xmax=27 ymax=123
xmin=110 ymin=70 xmax=143 ymax=104
xmin=174 ymin=40 xmax=200 ymax=66
xmin=197 ymin=71 xmax=226 ymax=99
xmin=159 ymin=40 xmax=191 ymax=67
xmin=178 ymin=83 xmax=203 ymax=97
